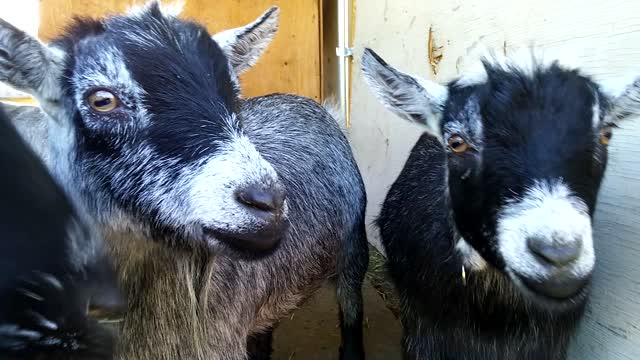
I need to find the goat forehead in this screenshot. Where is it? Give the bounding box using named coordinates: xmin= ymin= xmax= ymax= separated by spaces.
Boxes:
xmin=65 ymin=8 xmax=236 ymax=107
xmin=69 ymin=14 xmax=238 ymax=115
xmin=115 ymin=18 xmax=236 ymax=108
xmin=64 ymin=16 xmax=241 ymax=166
xmin=443 ymin=90 xmax=483 ymax=140
xmin=73 ymin=43 xmax=143 ymax=96
xmin=445 ymin=70 xmax=606 ymax=200
xmin=107 ymin=8 xmax=199 ymax=49
xmin=450 ymin=66 xmax=600 ymax=140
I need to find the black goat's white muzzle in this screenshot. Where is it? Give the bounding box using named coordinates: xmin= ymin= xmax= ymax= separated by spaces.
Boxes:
xmin=497 ymin=182 xmax=595 ymax=300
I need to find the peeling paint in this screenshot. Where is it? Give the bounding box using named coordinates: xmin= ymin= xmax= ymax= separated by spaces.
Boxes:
xmin=428 ymin=26 xmax=444 ymax=75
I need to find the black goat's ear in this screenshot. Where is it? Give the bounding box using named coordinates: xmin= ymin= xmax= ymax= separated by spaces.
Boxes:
xmin=212 ymin=7 xmax=279 ymax=74
xmin=361 ymin=48 xmax=448 ymax=140
xmin=601 ymin=72 xmax=640 ymax=123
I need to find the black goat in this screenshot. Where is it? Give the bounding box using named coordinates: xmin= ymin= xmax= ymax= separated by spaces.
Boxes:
xmin=362 ymin=48 xmax=640 ymax=359
xmin=0 ymin=105 xmax=119 ymax=359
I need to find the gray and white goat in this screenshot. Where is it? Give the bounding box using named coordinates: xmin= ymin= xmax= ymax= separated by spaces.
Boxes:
xmin=0 ymin=3 xmax=368 ymax=359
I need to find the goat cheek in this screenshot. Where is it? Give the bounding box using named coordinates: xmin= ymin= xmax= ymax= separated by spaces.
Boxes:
xmin=448 ymin=154 xmax=477 ymax=181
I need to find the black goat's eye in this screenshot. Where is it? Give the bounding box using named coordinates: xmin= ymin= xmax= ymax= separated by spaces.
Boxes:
xmin=599 ymin=126 xmax=613 ymax=145
xmin=87 ymin=90 xmax=120 ymax=113
xmin=447 ymin=135 xmax=469 ymax=153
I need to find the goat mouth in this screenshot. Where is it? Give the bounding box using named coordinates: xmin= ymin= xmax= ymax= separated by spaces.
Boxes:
xmin=202 ymin=220 xmax=289 ymax=254
xmin=509 ymin=271 xmax=590 ymax=310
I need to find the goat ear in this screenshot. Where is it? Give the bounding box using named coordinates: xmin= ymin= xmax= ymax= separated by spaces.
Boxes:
xmin=361 ymin=48 xmax=448 ymax=138
xmin=601 ymin=73 xmax=640 ymax=122
xmin=0 ymin=18 xmax=66 ymax=104
xmin=212 ymin=7 xmax=279 ymax=74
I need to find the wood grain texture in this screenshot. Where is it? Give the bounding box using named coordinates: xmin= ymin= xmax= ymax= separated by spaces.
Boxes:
xmin=322 ymin=0 xmax=338 ymax=99
xmin=349 ymin=0 xmax=640 ymax=358
xmin=0 ymin=98 xmax=38 ymax=105
xmin=39 ymin=0 xmax=321 ymax=100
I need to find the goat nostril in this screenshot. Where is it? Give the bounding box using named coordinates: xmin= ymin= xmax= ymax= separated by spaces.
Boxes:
xmin=527 ymin=236 xmax=582 ymax=266
xmin=235 ymin=184 xmax=285 ymax=213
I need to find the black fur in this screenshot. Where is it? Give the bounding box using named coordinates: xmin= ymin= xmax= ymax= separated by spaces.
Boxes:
xmin=0 ymin=105 xmax=116 ymax=359
xmin=246 ymin=328 xmax=273 ymax=360
xmin=111 ymin=8 xmax=239 ymax=163
xmin=377 ymin=61 xmax=611 ymax=359
xmin=378 ymin=134 xmax=583 ymax=360
xmin=447 ymin=64 xmax=607 ymax=264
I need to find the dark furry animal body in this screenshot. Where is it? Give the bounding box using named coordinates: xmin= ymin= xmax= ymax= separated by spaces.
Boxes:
xmin=362 ymin=48 xmax=640 ymax=359
xmin=378 ymin=134 xmax=582 ymax=360
xmin=0 ymin=105 xmax=117 ymax=359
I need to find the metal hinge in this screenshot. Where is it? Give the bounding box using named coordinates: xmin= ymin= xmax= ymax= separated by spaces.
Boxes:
xmin=336 ymin=47 xmax=354 ymax=58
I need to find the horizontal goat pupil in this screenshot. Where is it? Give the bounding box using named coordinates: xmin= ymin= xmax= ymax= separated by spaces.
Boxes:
xmin=95 ymin=98 xmax=111 ymax=107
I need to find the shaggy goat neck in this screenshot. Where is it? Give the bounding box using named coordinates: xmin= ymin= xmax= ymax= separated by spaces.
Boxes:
xmin=105 ymin=232 xmax=246 ymax=360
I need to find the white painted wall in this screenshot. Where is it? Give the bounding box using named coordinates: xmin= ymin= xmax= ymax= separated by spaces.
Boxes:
xmin=348 ymin=0 xmax=640 ymax=358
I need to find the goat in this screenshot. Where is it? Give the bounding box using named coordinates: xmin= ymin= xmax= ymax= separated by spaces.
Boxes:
xmin=361 ymin=48 xmax=640 ymax=359
xmin=0 ymin=2 xmax=368 ymax=359
xmin=0 ymin=105 xmax=120 ymax=359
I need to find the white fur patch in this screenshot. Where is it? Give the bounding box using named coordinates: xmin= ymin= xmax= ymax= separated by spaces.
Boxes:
xmin=592 ymin=94 xmax=601 ymax=128
xmin=497 ymin=181 xmax=595 ymax=281
xmin=186 ymin=124 xmax=283 ymax=240
xmin=120 ymin=115 xmax=284 ymax=243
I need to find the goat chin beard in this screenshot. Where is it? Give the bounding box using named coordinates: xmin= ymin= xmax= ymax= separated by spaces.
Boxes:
xmin=457 ymin=238 xmax=589 ymax=312
xmin=506 ymin=269 xmax=591 ymax=311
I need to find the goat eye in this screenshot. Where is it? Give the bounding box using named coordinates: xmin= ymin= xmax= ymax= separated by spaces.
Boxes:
xmin=87 ymin=90 xmax=119 ymax=113
xmin=447 ymin=135 xmax=469 ymax=153
xmin=599 ymin=126 xmax=613 ymax=145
